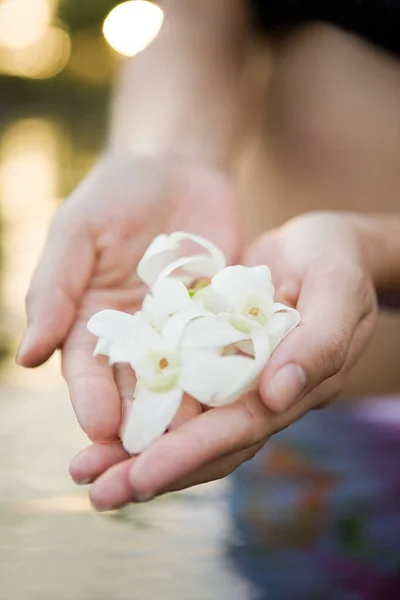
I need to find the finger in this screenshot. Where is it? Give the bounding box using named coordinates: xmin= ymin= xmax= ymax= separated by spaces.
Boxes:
xmin=71 ymin=397 xmax=203 ymax=487
xmin=163 ymin=441 xmax=265 ymax=494
xmin=265 ymin=311 xmax=377 ymax=435
xmin=128 ymin=392 xmax=273 ymax=500
xmin=169 ymin=395 xmax=203 ymax=430
xmin=260 ymin=264 xmax=374 ymax=413
xmin=114 ymin=363 xmax=137 ymax=399
xmin=70 ymin=441 xmax=129 ymax=485
xmin=89 ymin=459 xmax=136 ymax=511
xmin=17 ymin=206 xmax=94 ymax=367
xmin=89 ymin=441 xmax=265 ymax=511
xmin=113 ymin=363 xmax=137 ymax=437
xmin=63 ymin=321 xmax=122 ymax=441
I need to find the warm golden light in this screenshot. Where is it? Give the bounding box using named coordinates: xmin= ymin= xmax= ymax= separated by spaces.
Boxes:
xmin=0 ymin=26 xmax=71 ymax=79
xmin=0 ymin=0 xmax=52 ymax=51
xmin=67 ymin=31 xmax=116 ymax=84
xmin=103 ymin=0 xmax=164 ymax=57
xmin=0 ymin=119 xmax=60 ymax=315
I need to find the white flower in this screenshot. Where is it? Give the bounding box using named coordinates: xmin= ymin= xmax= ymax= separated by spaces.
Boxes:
xmin=137 ymin=231 xmax=226 ymax=290
xmin=138 ymin=231 xmax=231 ymax=316
xmin=88 ymin=304 xmax=270 ymax=454
xmin=141 ymin=277 xmax=192 ymax=329
xmin=179 ymin=327 xmax=271 ymax=408
xmin=182 ymin=265 xmax=300 ymax=355
xmin=87 ymin=232 xmax=301 ymax=455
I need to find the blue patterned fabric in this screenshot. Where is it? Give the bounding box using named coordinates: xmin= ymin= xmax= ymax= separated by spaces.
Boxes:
xmin=229 ymin=397 xmax=400 ymax=599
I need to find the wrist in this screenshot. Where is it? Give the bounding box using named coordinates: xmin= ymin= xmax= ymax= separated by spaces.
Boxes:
xmin=107 ymin=138 xmax=234 ymax=173
xmin=101 ymin=149 xmax=230 ymax=178
xmin=107 ymin=0 xmax=248 ymax=172
xmin=97 ymin=153 xmax=231 ymax=192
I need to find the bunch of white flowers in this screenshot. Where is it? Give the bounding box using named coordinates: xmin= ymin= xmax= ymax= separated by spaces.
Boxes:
xmin=87 ymin=232 xmax=300 ymax=454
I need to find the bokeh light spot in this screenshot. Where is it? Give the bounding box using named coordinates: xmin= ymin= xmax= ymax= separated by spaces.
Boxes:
xmin=0 ymin=0 xmax=52 ymax=51
xmin=103 ymin=1 xmax=164 ymax=57
xmin=0 ymin=26 xmax=71 ymax=79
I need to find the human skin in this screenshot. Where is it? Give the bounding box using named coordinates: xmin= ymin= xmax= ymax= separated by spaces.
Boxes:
xmin=18 ymin=5 xmax=400 ymax=508
xmin=17 ymin=0 xmax=247 ymax=441
xmin=237 ymin=23 xmax=400 ymax=394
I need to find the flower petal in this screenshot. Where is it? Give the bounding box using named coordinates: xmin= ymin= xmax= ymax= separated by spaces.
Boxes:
xmin=191 ymin=286 xmax=229 ymax=314
xmin=137 ymin=231 xmax=226 ymax=289
xmin=181 ymin=330 xmax=270 ymax=407
xmin=180 ymin=352 xmax=258 ymax=407
xmin=212 ymin=265 xmax=274 ymax=308
xmin=157 ymin=254 xmax=222 ymax=283
xmin=267 ymin=304 xmax=301 ymax=352
xmin=87 ymin=309 xmax=159 ymax=364
xmin=136 ymin=234 xmax=179 ymax=289
xmin=122 ymin=387 xmax=183 ymax=454
xmin=181 ymin=314 xmax=249 ymax=349
xmin=162 ymin=302 xmax=211 ymax=348
xmin=93 ymin=338 xmax=110 ymax=356
xmin=142 ymin=278 xmax=191 ymax=327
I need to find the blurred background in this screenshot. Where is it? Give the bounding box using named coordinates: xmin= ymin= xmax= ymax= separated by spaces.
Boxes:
xmin=1 ymin=3 xmax=400 ymax=600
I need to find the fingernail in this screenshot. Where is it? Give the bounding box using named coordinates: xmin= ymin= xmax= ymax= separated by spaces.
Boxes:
xmin=74 ymin=478 xmax=92 ymax=486
xmin=90 ymin=500 xmax=115 ymax=513
xmin=266 ymin=363 xmax=306 ymax=412
xmin=134 ymin=493 xmax=154 ymax=503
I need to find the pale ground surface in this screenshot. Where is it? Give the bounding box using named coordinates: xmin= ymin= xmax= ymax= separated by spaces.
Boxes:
xmin=0 ymin=361 xmax=255 ymax=600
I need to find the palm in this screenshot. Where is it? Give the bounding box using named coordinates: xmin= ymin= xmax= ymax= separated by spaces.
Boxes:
xmin=68 ymin=213 xmax=377 ymax=510
xmin=35 ymin=158 xmax=240 ymax=443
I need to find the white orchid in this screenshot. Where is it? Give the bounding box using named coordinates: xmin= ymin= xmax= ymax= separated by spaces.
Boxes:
xmin=141 ymin=277 xmax=193 ymax=329
xmin=182 ymin=265 xmax=300 ymax=356
xmin=88 ymin=304 xmax=269 ymax=454
xmin=87 ymin=231 xmax=301 ymax=454
xmin=137 ymin=231 xmax=226 ymax=290
xmin=179 ymin=328 xmax=271 ymax=408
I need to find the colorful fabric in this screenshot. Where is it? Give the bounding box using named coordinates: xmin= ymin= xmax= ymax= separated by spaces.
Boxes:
xmin=229 ymin=397 xmax=400 ymax=599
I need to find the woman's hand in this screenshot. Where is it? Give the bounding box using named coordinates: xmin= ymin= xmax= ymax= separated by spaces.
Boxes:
xmin=18 ymin=155 xmax=240 ymax=443
xmin=71 ymin=214 xmax=377 ymax=510
xmin=69 ymin=212 xmax=378 ymax=510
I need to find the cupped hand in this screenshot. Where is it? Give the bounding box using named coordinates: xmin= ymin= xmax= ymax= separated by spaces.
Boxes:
xmin=70 ymin=212 xmax=378 ymax=510
xmin=18 ymin=155 xmax=240 ymax=442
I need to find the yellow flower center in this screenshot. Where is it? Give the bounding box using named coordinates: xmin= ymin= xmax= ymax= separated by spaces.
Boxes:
xmin=188 ymin=277 xmax=211 ymax=297
xmin=191 ymin=277 xmax=211 ymax=290
xmin=248 ymin=307 xmax=260 ymax=317
xmin=159 ymin=357 xmax=169 ymax=370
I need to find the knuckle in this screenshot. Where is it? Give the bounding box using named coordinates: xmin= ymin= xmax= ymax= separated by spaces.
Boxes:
xmin=321 ymin=330 xmax=348 ymax=378
xmin=215 ymin=465 xmax=236 ymax=481
xmin=239 ymin=397 xmax=273 ymax=445
xmin=314 ymin=391 xmax=340 ymax=410
xmin=243 ymin=442 xmax=265 ymax=463
xmin=351 ymin=267 xmax=376 ymax=313
xmin=311 ymin=372 xmax=345 ymax=410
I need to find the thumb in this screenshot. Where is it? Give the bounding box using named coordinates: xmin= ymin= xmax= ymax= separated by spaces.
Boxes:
xmin=260 ymin=264 xmax=373 ymax=412
xmin=17 ymin=208 xmax=94 ymax=367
